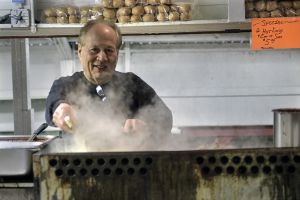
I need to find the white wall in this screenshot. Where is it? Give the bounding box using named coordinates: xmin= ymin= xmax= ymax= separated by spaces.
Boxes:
xmin=127 ymin=44 xmax=300 ymax=126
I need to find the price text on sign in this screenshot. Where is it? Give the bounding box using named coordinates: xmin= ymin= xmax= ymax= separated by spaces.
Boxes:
xmin=252 ymin=17 xmax=300 ymax=50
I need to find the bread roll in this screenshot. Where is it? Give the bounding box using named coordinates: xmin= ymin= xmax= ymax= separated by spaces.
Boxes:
xmin=144 ymin=5 xmax=157 ymax=14
xmin=91 ymin=6 xmax=103 ymax=16
xmin=80 ymin=16 xmax=90 ymax=24
xmin=45 ymin=17 xmax=57 ymax=23
xmin=91 ymin=15 xmax=104 ymax=20
xmin=118 ymin=15 xmax=130 ymax=23
xmin=157 ymin=12 xmax=168 ymax=21
xmin=180 ymin=12 xmax=191 ymax=21
xmin=56 ymin=7 xmax=68 ymax=17
xmin=130 ymin=15 xmax=142 ymax=22
xmin=266 ymin=1 xmax=278 ymax=11
xmin=255 ymin=1 xmax=266 ymax=11
xmin=168 ymin=11 xmax=179 ymax=21
xmin=279 ymin=1 xmax=292 ymax=9
xmin=147 ymin=0 xmax=160 ymax=5
xmin=132 ymin=5 xmax=145 ymax=15
xmin=117 ymin=7 xmax=131 ymax=16
xmin=137 ymin=0 xmax=146 ymax=4
xmin=69 ymin=15 xmax=79 ymax=23
xmin=57 ymin=16 xmax=68 ymax=24
xmin=285 ymin=8 xmax=296 ymax=16
xmin=293 ymin=1 xmax=300 ymax=9
xmin=245 ymin=2 xmax=254 ymax=11
xmin=157 ymin=5 xmax=170 ymax=13
xmin=170 ymin=4 xmax=178 ymax=12
xmin=142 ymin=13 xmax=155 ymax=22
xmin=258 ymin=11 xmax=270 ymax=18
xmin=80 ymin=7 xmax=92 ymax=17
xmin=247 ymin=10 xmax=259 ymax=18
xmin=178 ymin=3 xmax=191 ymax=13
xmin=125 ymin=0 xmax=137 ymax=7
xmin=160 ymin=0 xmax=172 ymax=4
xmin=270 ymin=9 xmax=284 ymax=17
xmin=113 ymin=0 xmax=124 ymax=8
xmin=102 ymin=0 xmax=114 ymax=8
xmin=67 ymin=7 xmax=77 ymax=15
xmin=103 ymin=8 xmax=116 ymax=19
xmin=43 ymin=8 xmax=56 ymax=17
xmin=104 ymin=18 xmax=117 ymax=23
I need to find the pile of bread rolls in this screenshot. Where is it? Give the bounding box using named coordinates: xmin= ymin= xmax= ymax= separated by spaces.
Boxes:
xmin=43 ymin=6 xmax=104 ymax=24
xmin=42 ymin=0 xmax=192 ymax=24
xmin=245 ymin=0 xmax=300 ymax=18
xmin=111 ymin=0 xmax=192 ymax=23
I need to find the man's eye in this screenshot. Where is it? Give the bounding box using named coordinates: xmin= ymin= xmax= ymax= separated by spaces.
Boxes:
xmin=106 ymin=48 xmax=115 ymax=53
xmin=89 ymin=49 xmax=99 ymax=54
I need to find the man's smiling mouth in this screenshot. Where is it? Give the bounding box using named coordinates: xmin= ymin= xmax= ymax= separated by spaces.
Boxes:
xmin=92 ymin=64 xmax=106 ymax=70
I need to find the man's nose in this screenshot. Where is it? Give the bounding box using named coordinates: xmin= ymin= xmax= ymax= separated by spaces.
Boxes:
xmin=96 ymin=50 xmax=108 ymax=61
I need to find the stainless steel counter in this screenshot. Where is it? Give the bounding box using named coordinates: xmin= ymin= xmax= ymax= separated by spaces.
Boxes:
xmin=0 ymin=183 xmax=34 ymax=200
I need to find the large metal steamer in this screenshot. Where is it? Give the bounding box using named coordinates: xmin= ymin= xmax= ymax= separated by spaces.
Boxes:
xmin=33 ymin=144 xmax=300 ymax=200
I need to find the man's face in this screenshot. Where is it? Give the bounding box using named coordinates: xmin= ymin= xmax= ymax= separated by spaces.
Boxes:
xmin=78 ymin=24 xmax=119 ymax=85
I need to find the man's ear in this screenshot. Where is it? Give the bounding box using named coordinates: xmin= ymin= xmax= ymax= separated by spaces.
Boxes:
xmin=78 ymin=44 xmax=82 ymax=56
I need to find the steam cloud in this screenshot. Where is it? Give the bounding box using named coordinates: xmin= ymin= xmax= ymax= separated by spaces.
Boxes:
xmin=59 ymin=77 xmax=171 ymax=152
xmin=51 ymin=74 xmax=272 ymax=152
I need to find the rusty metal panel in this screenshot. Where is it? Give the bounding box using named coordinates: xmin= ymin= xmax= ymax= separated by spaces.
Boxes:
xmin=34 ymin=148 xmax=300 ymax=200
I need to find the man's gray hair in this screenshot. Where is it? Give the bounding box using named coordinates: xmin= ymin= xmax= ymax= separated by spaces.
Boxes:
xmin=78 ymin=19 xmax=122 ymax=49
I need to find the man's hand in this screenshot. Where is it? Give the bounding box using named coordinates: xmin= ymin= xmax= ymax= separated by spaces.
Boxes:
xmin=123 ymin=119 xmax=147 ymax=134
xmin=52 ymin=103 xmax=77 ymax=133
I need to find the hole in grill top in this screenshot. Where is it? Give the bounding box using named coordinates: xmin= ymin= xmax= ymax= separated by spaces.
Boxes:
xmin=73 ymin=159 xmax=81 ymax=166
xmin=115 ymin=168 xmax=123 ymax=175
xmin=256 ymin=156 xmax=265 ymax=164
xmin=49 ymin=159 xmax=58 ymax=167
xmin=80 ymin=168 xmax=87 ymax=176
xmin=214 ymin=166 xmax=222 ymax=175
xmin=269 ymin=156 xmax=277 ymax=164
xmin=91 ymin=168 xmax=100 ymax=176
xmin=275 ymin=166 xmax=283 ymax=174
xmin=196 ymin=157 xmax=204 ymax=165
xmin=139 ymin=168 xmax=147 ymax=175
xmin=55 ymin=169 xmax=63 ymax=177
xmin=201 ymin=166 xmax=210 ymax=175
xmin=109 ymin=158 xmax=117 ymax=166
xmin=251 ymin=166 xmax=259 ymax=174
xmin=226 ymin=166 xmax=235 ymax=174
xmin=121 ymin=158 xmax=129 ymax=165
xmin=294 ymin=155 xmax=300 ymax=163
xmin=67 ymin=169 xmax=76 ymax=177
xmin=61 ymin=159 xmax=69 ymax=167
xmin=133 ymin=158 xmax=141 ymax=165
xmin=244 ymin=156 xmax=253 ymax=165
xmin=263 ymin=166 xmax=271 ymax=174
xmin=85 ymin=159 xmax=93 ymax=166
xmin=127 ymin=168 xmax=135 ymax=175
xmin=281 ymin=156 xmax=289 ymax=163
xmin=103 ymin=168 xmax=111 ymax=175
xmin=97 ymin=158 xmax=105 ymax=166
xmin=220 ymin=156 xmax=229 ymax=165
xmin=232 ymin=156 xmax=241 ymax=165
xmin=145 ymin=157 xmax=153 ymax=165
xmin=208 ymin=156 xmax=216 ymax=164
xmin=287 ymin=165 xmax=296 ymax=173
xmin=238 ymin=166 xmax=247 ymax=174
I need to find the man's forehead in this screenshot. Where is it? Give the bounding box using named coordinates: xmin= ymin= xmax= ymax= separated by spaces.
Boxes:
xmin=89 ymin=23 xmax=115 ymax=35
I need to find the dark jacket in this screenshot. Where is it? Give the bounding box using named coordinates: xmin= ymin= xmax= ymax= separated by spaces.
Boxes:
xmin=45 ymin=71 xmax=173 ymax=134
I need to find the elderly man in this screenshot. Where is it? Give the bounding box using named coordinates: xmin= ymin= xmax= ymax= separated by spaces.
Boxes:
xmin=45 ymin=19 xmax=172 ymax=139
